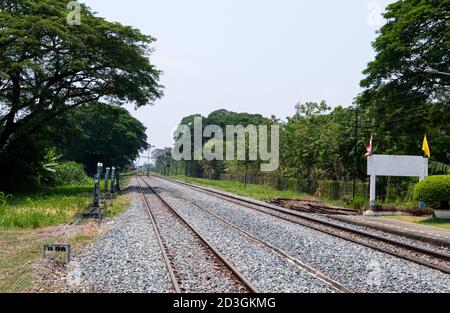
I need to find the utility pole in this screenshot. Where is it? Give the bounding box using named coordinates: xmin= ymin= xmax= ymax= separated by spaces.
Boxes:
xmin=353 ymin=107 xmax=359 ymax=202
xmin=140 ymin=144 xmax=155 ymax=177
xmin=147 ymin=148 xmax=150 ymax=177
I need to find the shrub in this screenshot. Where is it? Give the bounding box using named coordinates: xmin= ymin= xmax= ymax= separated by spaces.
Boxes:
xmin=386 ymin=184 xmax=398 ymax=201
xmin=315 ymin=180 xmax=340 ymax=199
xmin=351 ymin=196 xmax=366 ymax=211
xmin=0 ymin=192 xmax=12 ymax=209
xmin=414 ymin=176 xmax=450 ymax=210
xmin=50 ymin=162 xmax=89 ymax=186
xmin=405 ymin=182 xmax=417 ymax=201
xmin=341 ymin=195 xmax=352 ymax=205
xmin=287 ymin=178 xmax=298 ymax=191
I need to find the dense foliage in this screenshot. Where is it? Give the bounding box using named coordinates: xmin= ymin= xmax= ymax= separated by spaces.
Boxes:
xmin=49 ymin=161 xmax=89 ymax=186
xmin=58 ymin=103 xmax=148 ymax=174
xmin=281 ymin=102 xmax=359 ymax=191
xmin=165 ymin=110 xmax=273 ymax=179
xmin=358 ymin=0 xmax=449 ymax=164
xmin=152 ymin=148 xmax=173 ymax=176
xmin=163 ymin=1 xmax=449 ymax=201
xmin=169 ymin=97 xmax=448 ymax=200
xmin=414 ymin=176 xmax=450 ymax=210
xmin=0 ymin=0 xmax=161 ymax=191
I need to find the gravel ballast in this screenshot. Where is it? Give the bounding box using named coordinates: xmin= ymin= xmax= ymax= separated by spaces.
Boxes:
xmin=143 ymin=186 xmax=248 ymax=293
xmin=312 ymin=214 xmax=450 ymax=255
xmin=172 ymin=180 xmax=450 ymax=254
xmin=67 ymin=181 xmax=173 ymax=293
xmin=145 ymin=181 xmax=339 ymax=293
xmin=150 ymin=176 xmax=450 ymax=293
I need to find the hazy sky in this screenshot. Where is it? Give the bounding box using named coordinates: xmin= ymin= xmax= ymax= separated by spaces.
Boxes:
xmin=81 ymin=0 xmax=393 ymax=159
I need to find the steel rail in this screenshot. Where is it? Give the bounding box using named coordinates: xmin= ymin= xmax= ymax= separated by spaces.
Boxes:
xmin=155 ymin=176 xmax=450 ymax=275
xmin=139 ymin=177 xmax=258 ymax=293
xmin=152 ymin=181 xmax=354 ymax=293
xmin=137 ymin=179 xmax=181 ymax=293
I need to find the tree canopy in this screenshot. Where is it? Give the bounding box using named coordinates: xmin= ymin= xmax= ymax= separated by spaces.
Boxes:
xmin=358 ymin=0 xmax=449 ymax=165
xmin=0 ymin=0 xmax=163 ymax=150
xmin=59 ymin=103 xmax=148 ymax=174
xmin=0 ymin=0 xmax=163 ymax=191
xmin=360 ymin=0 xmax=449 ymax=103
xmin=174 ymin=110 xmax=273 ymax=178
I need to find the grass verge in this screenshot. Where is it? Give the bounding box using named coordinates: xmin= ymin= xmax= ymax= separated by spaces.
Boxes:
xmin=0 ymin=179 xmax=131 ymax=292
xmin=0 ymin=183 xmax=92 ymax=229
xmin=0 ymin=177 xmax=130 ymax=229
xmin=170 ymin=175 xmax=315 ymax=202
xmin=168 ymin=175 xmax=439 ymax=212
xmin=0 ymin=223 xmax=105 ymax=292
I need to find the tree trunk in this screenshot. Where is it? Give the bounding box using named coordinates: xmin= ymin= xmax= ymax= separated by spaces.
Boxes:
xmin=0 ymin=71 xmax=20 ymax=150
xmin=0 ymin=116 xmax=17 ymax=150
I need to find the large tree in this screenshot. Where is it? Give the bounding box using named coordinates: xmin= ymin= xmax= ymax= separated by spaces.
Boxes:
xmin=152 ymin=148 xmax=173 ymax=176
xmin=174 ymin=110 xmax=273 ymax=179
xmin=360 ymin=0 xmax=449 ymax=102
xmin=358 ymin=0 xmax=449 ymax=162
xmin=281 ymin=102 xmax=366 ymax=191
xmin=59 ymin=103 xmax=149 ymax=174
xmin=0 ymin=0 xmax=163 ymax=150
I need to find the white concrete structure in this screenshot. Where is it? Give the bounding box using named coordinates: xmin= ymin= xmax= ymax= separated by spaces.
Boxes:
xmin=367 ymin=155 xmax=428 ymax=207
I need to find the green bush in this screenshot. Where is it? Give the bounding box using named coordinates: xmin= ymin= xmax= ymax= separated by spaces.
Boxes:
xmin=414 ymin=176 xmax=450 ymax=210
xmin=341 ymin=195 xmax=352 ymax=205
xmin=386 ymin=184 xmax=398 ymax=201
xmin=50 ymin=162 xmax=89 ymax=186
xmin=351 ymin=196 xmax=366 ymax=211
xmin=287 ymin=178 xmax=298 ymax=191
xmin=405 ymin=182 xmax=417 ymax=201
xmin=316 ymin=180 xmax=340 ymax=199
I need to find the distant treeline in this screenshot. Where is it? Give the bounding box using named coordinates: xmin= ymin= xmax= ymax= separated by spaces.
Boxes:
xmin=152 ymin=0 xmax=450 ymax=200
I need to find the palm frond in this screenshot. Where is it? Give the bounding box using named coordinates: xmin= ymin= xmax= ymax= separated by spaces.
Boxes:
xmin=429 ymin=161 xmax=450 ymax=175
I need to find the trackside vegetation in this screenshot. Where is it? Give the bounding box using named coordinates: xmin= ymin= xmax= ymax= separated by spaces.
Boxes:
xmin=152 ymin=0 xmax=449 ymax=207
xmin=0 ymin=0 xmax=162 ymax=191
xmin=414 ymin=176 xmax=450 ymax=210
xmin=0 ymin=183 xmax=92 ymax=229
xmin=171 ymin=175 xmax=312 ymax=202
xmin=0 ymin=175 xmax=130 ymax=229
xmin=170 ymin=175 xmax=371 ymax=210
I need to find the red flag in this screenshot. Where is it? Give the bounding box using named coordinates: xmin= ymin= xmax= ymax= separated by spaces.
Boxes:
xmin=364 ymin=135 xmax=373 ymax=158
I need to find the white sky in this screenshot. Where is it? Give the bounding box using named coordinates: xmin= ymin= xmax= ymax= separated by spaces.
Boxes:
xmin=81 ymin=0 xmax=394 ymax=163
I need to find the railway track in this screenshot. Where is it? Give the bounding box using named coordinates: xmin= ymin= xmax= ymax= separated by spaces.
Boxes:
xmin=152 ymin=175 xmax=450 ymax=275
xmin=142 ymin=176 xmax=352 ymax=293
xmin=137 ymin=177 xmax=257 ymax=293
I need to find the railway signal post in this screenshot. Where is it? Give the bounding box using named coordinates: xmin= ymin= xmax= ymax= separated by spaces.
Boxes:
xmin=115 ymin=167 xmax=121 ymax=191
xmin=110 ymin=167 xmax=116 ymax=194
xmin=79 ymin=162 xmax=103 ymax=221
xmin=104 ymin=167 xmax=111 ymax=199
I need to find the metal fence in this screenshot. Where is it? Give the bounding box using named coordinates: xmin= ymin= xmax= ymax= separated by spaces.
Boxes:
xmin=216 ymin=174 xmax=369 ymax=200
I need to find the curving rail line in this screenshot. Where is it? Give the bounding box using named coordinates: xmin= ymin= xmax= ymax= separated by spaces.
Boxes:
xmin=152 ymin=175 xmax=450 ymax=275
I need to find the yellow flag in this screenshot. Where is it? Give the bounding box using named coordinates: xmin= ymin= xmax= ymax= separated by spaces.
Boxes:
xmin=422 ymin=135 xmax=431 ymax=158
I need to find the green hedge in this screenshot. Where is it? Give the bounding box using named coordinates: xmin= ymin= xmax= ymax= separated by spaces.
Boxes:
xmin=51 ymin=162 xmax=89 ymax=186
xmin=414 ymin=176 xmax=450 ymax=210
